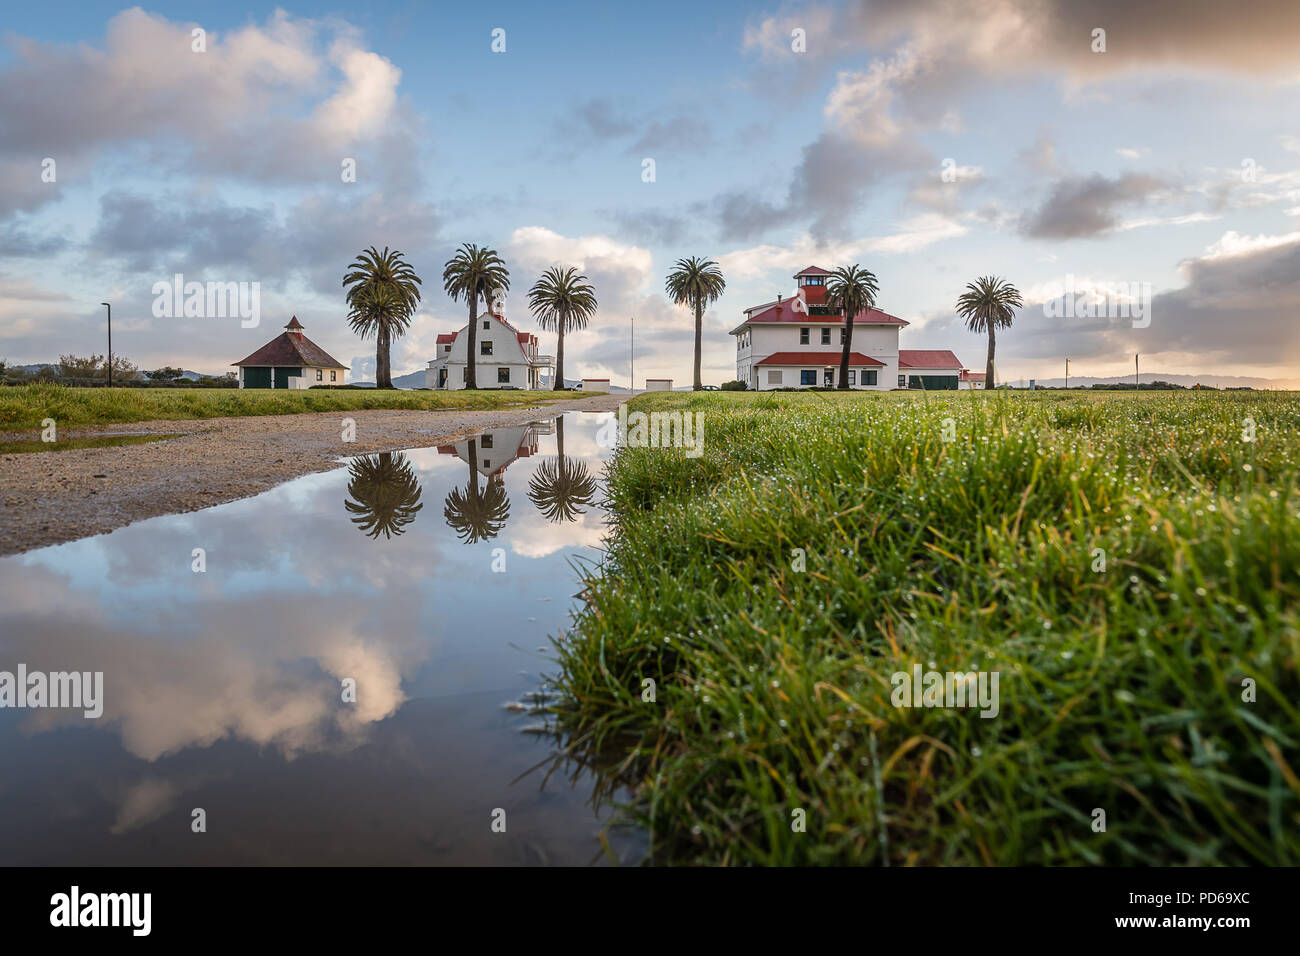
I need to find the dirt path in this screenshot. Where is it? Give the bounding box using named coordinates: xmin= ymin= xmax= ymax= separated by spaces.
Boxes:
xmin=0 ymin=394 xmax=625 ymax=556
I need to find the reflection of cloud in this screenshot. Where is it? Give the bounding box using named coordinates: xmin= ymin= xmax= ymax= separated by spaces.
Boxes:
xmin=111 ymin=778 xmax=177 ymax=835
xmin=510 ymin=510 xmax=608 ymax=559
xmin=0 ymin=413 xmax=616 ymax=771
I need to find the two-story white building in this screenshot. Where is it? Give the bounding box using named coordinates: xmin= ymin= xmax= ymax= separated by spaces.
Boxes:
xmin=731 ymin=266 xmax=966 ymax=390
xmin=426 ymin=307 xmax=554 ymax=389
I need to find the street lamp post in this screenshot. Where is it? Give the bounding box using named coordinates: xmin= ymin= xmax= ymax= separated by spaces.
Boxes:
xmin=100 ymin=302 xmax=112 ymax=387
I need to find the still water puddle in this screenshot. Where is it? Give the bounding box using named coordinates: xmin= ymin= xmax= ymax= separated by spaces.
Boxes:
xmin=0 ymin=411 xmax=642 ymax=865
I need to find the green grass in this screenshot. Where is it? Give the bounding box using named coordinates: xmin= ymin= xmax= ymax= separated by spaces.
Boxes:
xmin=0 ymin=433 xmax=183 ymax=455
xmin=0 ymin=383 xmax=576 ymax=432
xmin=553 ymin=389 xmax=1300 ymax=865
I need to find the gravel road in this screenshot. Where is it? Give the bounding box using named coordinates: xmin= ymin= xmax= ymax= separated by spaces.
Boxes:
xmin=0 ymin=394 xmax=625 ymax=556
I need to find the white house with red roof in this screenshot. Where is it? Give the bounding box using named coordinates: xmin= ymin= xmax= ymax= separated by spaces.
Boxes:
xmin=731 ymin=266 xmax=966 ymax=390
xmin=426 ymin=306 xmax=554 ymax=389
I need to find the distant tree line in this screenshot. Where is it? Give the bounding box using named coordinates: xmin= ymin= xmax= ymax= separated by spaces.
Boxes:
xmin=0 ymin=355 xmax=236 ymax=387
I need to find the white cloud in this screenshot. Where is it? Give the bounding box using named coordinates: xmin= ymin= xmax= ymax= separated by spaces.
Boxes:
xmin=1201 ymin=229 xmax=1300 ymax=260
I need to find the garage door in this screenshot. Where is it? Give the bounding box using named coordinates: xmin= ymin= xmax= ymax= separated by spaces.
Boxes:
xmin=908 ymin=375 xmax=959 ymax=390
xmin=243 ymin=367 xmax=271 ymax=388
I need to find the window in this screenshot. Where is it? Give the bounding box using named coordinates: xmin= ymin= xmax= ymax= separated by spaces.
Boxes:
xmin=840 ymin=328 xmax=847 ymax=344
xmin=331 ymin=370 xmax=337 ymax=382
xmin=823 ymin=369 xmax=834 ymax=386
xmin=483 ymin=320 xmax=490 ymax=330
xmin=898 ymin=374 xmax=907 ymax=387
xmin=481 ymin=434 xmax=494 ymax=449
xmin=498 ymin=367 xmax=510 ymax=383
xmin=821 ymin=328 xmax=831 ymax=345
xmin=801 ymin=276 xmax=824 ymax=286
xmin=799 ymin=327 xmax=810 ymax=344
xmin=767 ymin=370 xmax=783 ymax=386
xmin=483 ymin=460 xmax=490 ymax=468
xmin=848 ymin=370 xmax=856 ymax=385
xmin=481 ymin=341 xmax=493 ymax=356
xmin=800 ymin=369 xmax=816 ymax=386
xmin=863 ymin=370 xmax=877 ymax=386
xmin=316 ymin=369 xmax=323 ymax=381
xmin=444 ymin=345 xmax=451 ymax=353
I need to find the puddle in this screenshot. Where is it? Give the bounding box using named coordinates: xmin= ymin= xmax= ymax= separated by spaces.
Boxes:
xmin=0 ymin=410 xmax=643 ymax=865
xmin=0 ymin=433 xmax=184 ymax=455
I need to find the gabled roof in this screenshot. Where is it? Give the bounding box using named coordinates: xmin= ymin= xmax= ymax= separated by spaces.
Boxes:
xmin=755 ymin=351 xmax=885 ymax=367
xmin=233 ymin=318 xmax=346 ymax=368
xmin=435 ymin=333 xmax=455 ymax=344
xmin=794 ymin=265 xmax=832 ymax=277
xmin=733 ymin=303 xmax=909 ymax=332
xmin=898 ymin=349 xmax=964 ymax=369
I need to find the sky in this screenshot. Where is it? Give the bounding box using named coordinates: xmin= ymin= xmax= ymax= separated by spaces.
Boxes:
xmin=1 ymin=0 xmax=1298 ymax=386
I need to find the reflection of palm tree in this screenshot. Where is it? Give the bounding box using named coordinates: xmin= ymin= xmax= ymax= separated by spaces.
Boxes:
xmin=344 ymin=452 xmax=424 ymax=539
xmin=528 ymin=418 xmax=596 ymax=523
xmin=443 ymin=438 xmax=512 ymax=542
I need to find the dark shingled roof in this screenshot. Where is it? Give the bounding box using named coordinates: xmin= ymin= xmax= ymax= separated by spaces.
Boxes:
xmin=233 ymin=317 xmax=346 ymax=369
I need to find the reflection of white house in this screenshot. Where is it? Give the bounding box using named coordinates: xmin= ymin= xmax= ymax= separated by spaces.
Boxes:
xmin=731 ymin=266 xmax=966 ymax=390
xmin=426 ymin=306 xmax=554 ymax=389
xmin=437 ymin=423 xmax=549 ymax=477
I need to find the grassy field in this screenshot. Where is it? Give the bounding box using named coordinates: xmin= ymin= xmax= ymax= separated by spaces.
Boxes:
xmin=553 ymin=389 xmax=1300 ymax=865
xmin=0 ymin=383 xmax=575 ymax=432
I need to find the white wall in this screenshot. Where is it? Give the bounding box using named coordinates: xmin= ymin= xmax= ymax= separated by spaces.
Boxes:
xmin=738 ymin=320 xmax=900 ymax=390
xmin=425 ymin=313 xmax=543 ymax=388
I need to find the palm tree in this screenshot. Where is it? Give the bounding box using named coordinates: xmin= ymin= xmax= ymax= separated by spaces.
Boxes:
xmin=342 ymin=246 xmax=422 ymax=389
xmin=955 ymin=276 xmax=1023 ymax=389
xmin=443 ymin=437 xmax=512 ymax=542
xmin=443 ymin=243 xmax=510 ymax=389
xmin=665 ymin=256 xmax=726 ymax=390
xmin=825 ymin=264 xmax=880 ymax=390
xmin=343 ymin=452 xmax=424 ymax=539
xmin=527 ymin=266 xmax=597 ymax=390
xmin=527 ymin=417 xmax=597 ymax=523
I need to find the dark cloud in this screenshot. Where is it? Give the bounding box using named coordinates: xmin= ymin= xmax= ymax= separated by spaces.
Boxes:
xmin=714 ymin=131 xmax=932 ymax=242
xmin=627 ymin=117 xmax=713 ymax=156
xmin=1021 ymin=173 xmax=1169 ymax=239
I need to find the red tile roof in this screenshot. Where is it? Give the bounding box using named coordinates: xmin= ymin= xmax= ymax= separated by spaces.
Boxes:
xmin=960 ymin=369 xmax=985 ymax=381
xmin=435 ymin=333 xmax=455 ymax=344
xmin=741 ymin=303 xmax=909 ymax=326
xmin=285 ymin=316 xmax=304 ymax=330
xmin=233 ymin=319 xmax=346 ymax=369
xmin=794 ymin=265 xmax=832 ymax=277
xmin=756 ymin=351 xmax=885 ymax=367
xmin=898 ymin=349 xmax=964 ymax=369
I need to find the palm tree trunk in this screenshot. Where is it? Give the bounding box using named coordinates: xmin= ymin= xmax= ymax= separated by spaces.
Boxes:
xmin=554 ymin=324 xmax=566 ymax=390
xmin=555 ymin=415 xmax=566 ymax=461
xmin=466 ymin=297 xmax=479 ymax=389
xmin=986 ymin=324 xmax=996 ymax=390
xmin=693 ymin=295 xmax=703 ymax=390
xmin=377 ymin=325 xmax=392 ymax=389
xmin=467 ymin=438 xmax=479 ymax=500
xmin=838 ymin=312 xmax=854 ymax=389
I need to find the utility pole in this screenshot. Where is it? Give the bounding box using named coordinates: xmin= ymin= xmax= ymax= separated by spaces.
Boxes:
xmin=101 ymin=302 xmax=112 ymax=387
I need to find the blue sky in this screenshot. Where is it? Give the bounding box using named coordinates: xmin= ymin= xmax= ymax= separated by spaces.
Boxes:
xmin=2 ymin=1 xmax=1298 ymax=385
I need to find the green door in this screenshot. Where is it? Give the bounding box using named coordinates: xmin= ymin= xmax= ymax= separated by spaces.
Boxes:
xmin=243 ymin=367 xmax=271 ymax=389
xmin=274 ymin=367 xmax=301 ymax=389
xmin=908 ymin=374 xmax=959 ymax=390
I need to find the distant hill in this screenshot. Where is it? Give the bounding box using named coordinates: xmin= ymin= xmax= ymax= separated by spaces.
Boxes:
xmin=1022 ymin=373 xmax=1299 ymax=390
